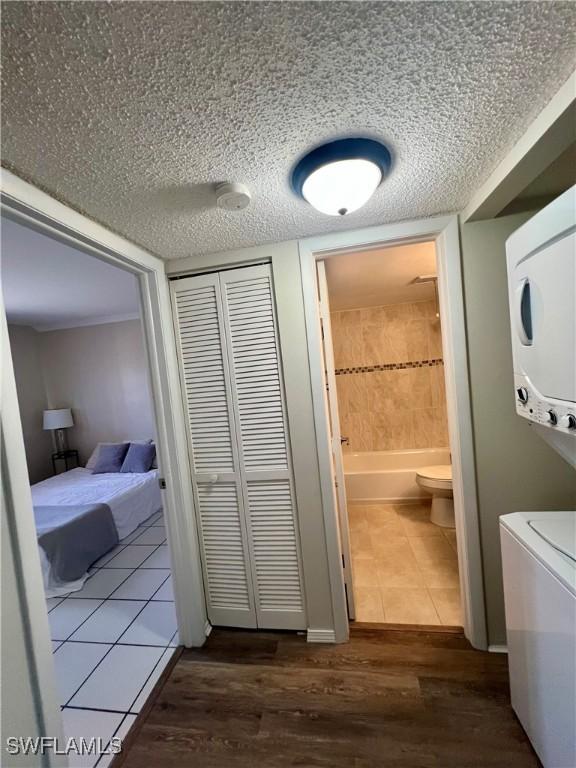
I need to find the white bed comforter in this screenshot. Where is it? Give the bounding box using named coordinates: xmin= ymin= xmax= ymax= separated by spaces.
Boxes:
xmin=33 ymin=468 xmax=162 ymax=596
xmin=33 ymin=467 xmax=161 ymax=539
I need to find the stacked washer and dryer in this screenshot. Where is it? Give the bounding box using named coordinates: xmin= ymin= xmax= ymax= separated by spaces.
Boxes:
xmin=501 ymin=185 xmax=575 ymax=768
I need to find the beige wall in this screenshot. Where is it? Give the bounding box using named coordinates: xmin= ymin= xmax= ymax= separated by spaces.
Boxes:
xmin=461 ymin=211 xmax=576 ymax=646
xmin=331 ymin=300 xmax=449 ymax=451
xmin=40 ymin=320 xmax=155 ymax=466
xmin=8 ymin=325 xmax=53 ymax=483
xmin=9 ymin=320 xmax=155 ymax=475
xmin=168 ymin=214 xmax=576 ymax=643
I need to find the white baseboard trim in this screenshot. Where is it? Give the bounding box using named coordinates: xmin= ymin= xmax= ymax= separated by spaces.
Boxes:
xmin=307 ymin=628 xmax=336 ymax=644
xmin=204 ymin=620 xmax=213 ymax=638
xmin=488 ymin=644 xmax=508 ymax=654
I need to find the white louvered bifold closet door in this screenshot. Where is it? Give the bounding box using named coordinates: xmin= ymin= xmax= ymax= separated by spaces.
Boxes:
xmin=220 ymin=265 xmax=305 ymax=630
xmin=172 ymin=272 xmax=257 ymax=628
xmin=172 ymin=265 xmax=306 ymax=631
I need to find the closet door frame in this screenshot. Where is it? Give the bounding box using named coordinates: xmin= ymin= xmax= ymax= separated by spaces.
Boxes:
xmin=168 ymin=242 xmax=348 ymax=644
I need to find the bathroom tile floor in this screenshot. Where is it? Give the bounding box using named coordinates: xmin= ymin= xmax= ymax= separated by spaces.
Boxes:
xmin=349 ymin=501 xmax=461 ymax=626
xmin=45 ymin=510 xmax=179 ymax=767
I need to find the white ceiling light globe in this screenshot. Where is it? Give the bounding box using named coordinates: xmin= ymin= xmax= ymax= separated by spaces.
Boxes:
xmin=301 ymin=158 xmax=382 ymax=216
xmin=291 ymin=138 xmax=392 ymax=217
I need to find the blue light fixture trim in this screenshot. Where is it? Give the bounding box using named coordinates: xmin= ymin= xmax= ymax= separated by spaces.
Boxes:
xmin=290 ymin=137 xmax=392 ymax=198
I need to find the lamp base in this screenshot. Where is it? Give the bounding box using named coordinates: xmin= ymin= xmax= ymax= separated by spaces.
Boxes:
xmin=55 ymin=429 xmax=68 ymax=453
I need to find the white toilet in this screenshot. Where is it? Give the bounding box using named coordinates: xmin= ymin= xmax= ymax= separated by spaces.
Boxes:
xmin=415 ymin=465 xmax=454 ymax=528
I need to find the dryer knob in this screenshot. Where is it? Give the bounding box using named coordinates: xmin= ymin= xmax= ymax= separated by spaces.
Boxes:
xmin=516 ymin=387 xmax=529 ymax=404
xmin=545 ymin=410 xmax=558 ymax=426
xmin=560 ymin=414 xmax=576 ymax=430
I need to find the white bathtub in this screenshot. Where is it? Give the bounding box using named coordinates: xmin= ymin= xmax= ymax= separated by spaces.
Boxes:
xmin=343 ymin=448 xmax=451 ymax=503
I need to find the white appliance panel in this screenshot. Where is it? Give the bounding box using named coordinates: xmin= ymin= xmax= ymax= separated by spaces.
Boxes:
xmin=501 ymin=512 xmax=576 ymax=768
xmin=506 ymin=186 xmax=576 ymax=465
xmin=513 ymin=232 xmax=575 ymax=403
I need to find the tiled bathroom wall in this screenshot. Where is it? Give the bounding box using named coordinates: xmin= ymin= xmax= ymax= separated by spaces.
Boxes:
xmin=332 ymin=300 xmax=449 ymax=451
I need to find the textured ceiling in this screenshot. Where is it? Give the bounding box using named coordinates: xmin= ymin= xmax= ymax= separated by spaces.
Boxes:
xmin=326 ymin=242 xmax=436 ymax=311
xmin=2 ymin=217 xmax=139 ymax=330
xmin=2 ymin=2 xmax=575 ymax=260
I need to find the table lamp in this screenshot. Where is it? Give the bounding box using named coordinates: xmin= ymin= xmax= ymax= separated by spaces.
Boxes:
xmin=43 ymin=408 xmax=74 ymax=452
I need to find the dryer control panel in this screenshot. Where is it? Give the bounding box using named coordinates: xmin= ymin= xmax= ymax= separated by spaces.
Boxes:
xmin=514 ymin=374 xmax=576 ymax=434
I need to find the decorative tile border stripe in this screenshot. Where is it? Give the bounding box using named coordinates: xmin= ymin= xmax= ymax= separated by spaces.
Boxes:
xmin=335 ymin=358 xmax=443 ymax=375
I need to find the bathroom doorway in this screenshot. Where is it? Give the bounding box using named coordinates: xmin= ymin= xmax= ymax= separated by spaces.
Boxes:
xmin=319 ymin=241 xmax=461 ymax=627
xmin=301 ymin=217 xmax=487 ymax=648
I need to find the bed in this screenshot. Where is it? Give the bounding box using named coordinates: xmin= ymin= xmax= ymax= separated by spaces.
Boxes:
xmin=33 ymin=467 xmax=162 ymax=597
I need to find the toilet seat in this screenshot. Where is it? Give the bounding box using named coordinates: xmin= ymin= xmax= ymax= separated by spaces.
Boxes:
xmin=416 ymin=465 xmax=452 ymax=491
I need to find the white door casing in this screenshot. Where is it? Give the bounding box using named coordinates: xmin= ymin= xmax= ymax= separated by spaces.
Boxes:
xmin=1 ymin=168 xmax=209 ymax=765
xmin=300 ymin=216 xmax=488 ymax=650
xmin=316 ymin=261 xmax=356 ymax=619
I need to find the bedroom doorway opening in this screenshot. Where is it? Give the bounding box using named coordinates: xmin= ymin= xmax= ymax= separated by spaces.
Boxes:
xmin=1 ymin=213 xmax=180 ymax=762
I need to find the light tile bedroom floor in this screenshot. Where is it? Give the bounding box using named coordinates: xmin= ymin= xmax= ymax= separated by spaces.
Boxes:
xmin=349 ymin=501 xmax=462 ymax=626
xmin=46 ymin=510 xmax=178 ymax=768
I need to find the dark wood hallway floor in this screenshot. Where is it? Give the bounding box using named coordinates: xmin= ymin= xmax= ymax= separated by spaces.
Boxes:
xmin=115 ymin=626 xmax=540 ymax=768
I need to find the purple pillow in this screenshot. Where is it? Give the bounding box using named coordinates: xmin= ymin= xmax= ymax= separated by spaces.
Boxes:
xmin=91 ymin=443 xmax=129 ymax=474
xmin=120 ymin=442 xmax=156 ymax=473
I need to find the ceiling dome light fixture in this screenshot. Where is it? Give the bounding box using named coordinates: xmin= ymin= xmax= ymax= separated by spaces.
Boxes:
xmin=291 ymin=138 xmax=392 ymax=216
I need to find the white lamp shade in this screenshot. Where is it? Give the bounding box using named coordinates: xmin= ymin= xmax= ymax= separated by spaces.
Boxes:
xmin=301 ymin=158 xmax=382 ymax=216
xmin=43 ymin=408 xmax=74 ymax=430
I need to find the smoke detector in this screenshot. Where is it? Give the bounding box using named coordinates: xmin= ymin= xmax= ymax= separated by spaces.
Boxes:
xmin=215 ymin=182 xmax=251 ymax=211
